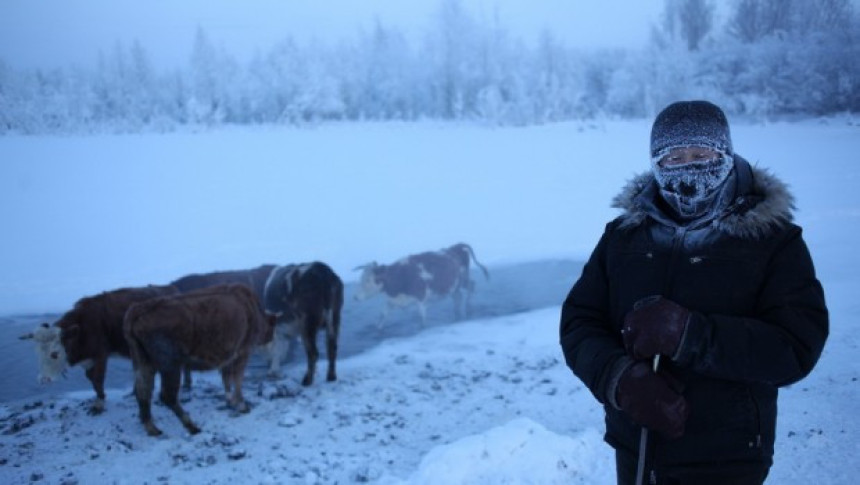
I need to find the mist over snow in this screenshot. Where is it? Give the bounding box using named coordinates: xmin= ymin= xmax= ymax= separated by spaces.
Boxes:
xmin=0 ymin=118 xmax=858 ymax=484
xmin=0 ymin=121 xmax=635 ymax=316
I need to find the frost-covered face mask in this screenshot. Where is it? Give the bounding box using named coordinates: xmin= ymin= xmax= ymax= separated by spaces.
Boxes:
xmin=652 ymin=147 xmax=734 ymax=220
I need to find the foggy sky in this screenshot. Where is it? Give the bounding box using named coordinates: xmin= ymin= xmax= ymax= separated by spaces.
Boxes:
xmin=0 ymin=0 xmax=665 ymax=69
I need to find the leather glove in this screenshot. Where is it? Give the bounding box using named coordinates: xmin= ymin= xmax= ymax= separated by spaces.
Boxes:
xmin=616 ymin=361 xmax=689 ymax=439
xmin=622 ymin=295 xmax=690 ymax=360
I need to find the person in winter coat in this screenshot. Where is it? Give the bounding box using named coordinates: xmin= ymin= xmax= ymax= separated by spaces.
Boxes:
xmin=559 ymin=100 xmax=828 ymax=485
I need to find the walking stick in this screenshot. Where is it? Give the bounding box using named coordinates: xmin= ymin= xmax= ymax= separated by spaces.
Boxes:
xmin=634 ymin=354 xmax=661 ymax=485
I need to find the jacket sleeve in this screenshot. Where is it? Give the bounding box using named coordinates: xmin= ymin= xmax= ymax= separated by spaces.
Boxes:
xmin=674 ymin=226 xmax=829 ymax=386
xmin=560 ymin=224 xmax=632 ymax=405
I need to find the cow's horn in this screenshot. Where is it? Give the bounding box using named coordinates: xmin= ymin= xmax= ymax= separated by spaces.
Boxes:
xmin=353 ymin=261 xmax=376 ymax=271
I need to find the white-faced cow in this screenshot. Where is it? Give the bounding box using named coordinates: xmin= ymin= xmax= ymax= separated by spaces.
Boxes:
xmin=354 ymin=242 xmax=489 ymax=327
xmin=262 ymin=262 xmax=344 ymax=386
xmin=19 ymin=323 xmax=65 ymax=383
xmin=20 ymin=285 xmax=180 ymax=414
xmin=123 ymin=284 xmax=277 ymax=436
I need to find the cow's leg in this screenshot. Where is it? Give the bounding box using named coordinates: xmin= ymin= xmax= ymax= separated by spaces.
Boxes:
xmin=181 ymin=366 xmax=193 ymax=390
xmin=265 ymin=324 xmax=285 ymax=378
xmin=325 ymin=308 xmax=339 ymax=382
xmin=160 ymin=369 xmax=200 ymax=435
xmin=133 ymin=364 xmax=162 ymax=436
xmin=85 ymin=357 xmax=108 ymax=415
xmin=466 ymin=277 xmax=477 ymax=316
xmin=300 ymin=316 xmax=319 ymax=386
xmin=452 ymin=289 xmax=464 ymax=320
xmin=417 ymin=301 xmax=428 ymax=326
xmin=376 ymin=303 xmax=392 ymax=330
xmin=223 ymin=354 xmax=251 ymax=413
xmin=221 ymin=368 xmax=234 ymax=398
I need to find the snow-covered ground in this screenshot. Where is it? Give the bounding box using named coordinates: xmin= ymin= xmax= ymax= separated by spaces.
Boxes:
xmin=1 ymin=119 xmax=858 ymax=484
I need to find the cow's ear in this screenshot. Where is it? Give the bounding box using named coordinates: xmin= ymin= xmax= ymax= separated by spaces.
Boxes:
xmin=19 ymin=333 xmax=33 ymax=341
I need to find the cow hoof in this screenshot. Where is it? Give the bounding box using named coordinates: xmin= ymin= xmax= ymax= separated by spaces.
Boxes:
xmin=87 ymin=402 xmax=105 ymax=416
xmin=266 ymin=370 xmax=282 ymax=380
xmin=326 ymin=374 xmax=337 ymax=382
xmin=301 ymin=376 xmax=313 ymax=387
xmin=185 ymin=422 xmax=201 ymax=435
xmin=144 ymin=423 xmax=163 ymax=437
xmin=225 ymin=397 xmax=250 ymax=414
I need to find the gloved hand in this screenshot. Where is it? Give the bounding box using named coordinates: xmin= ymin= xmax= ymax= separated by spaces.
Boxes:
xmin=616 ymin=361 xmax=689 ymax=439
xmin=622 ymin=295 xmax=690 ymax=360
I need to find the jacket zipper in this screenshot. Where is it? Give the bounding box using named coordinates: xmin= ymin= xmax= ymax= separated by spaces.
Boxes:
xmin=664 ymin=226 xmax=687 ymax=295
xmin=747 ymin=387 xmax=763 ymax=450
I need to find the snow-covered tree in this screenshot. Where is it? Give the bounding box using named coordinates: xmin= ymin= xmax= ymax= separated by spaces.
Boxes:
xmin=188 ymin=27 xmax=239 ymax=125
xmin=1 ymin=0 xmax=857 ymax=134
xmin=657 ymin=0 xmax=715 ymax=51
xmin=346 ymin=20 xmax=415 ymax=120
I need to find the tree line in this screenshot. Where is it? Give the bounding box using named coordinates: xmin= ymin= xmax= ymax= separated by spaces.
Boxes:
xmin=1 ymin=0 xmax=857 ymax=135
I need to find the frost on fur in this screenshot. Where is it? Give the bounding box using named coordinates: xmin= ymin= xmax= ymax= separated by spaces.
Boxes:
xmin=652 ymin=156 xmax=733 ymax=219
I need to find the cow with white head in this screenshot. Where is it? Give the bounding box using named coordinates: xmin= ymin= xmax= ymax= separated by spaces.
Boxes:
xmin=20 ymin=284 xmax=181 ymax=414
xmin=19 ymin=323 xmax=66 ymax=383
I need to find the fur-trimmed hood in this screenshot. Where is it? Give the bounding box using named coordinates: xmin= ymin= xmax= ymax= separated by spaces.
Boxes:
xmin=612 ymin=157 xmax=796 ymax=240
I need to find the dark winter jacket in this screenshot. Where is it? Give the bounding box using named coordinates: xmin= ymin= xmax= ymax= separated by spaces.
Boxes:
xmin=559 ymin=156 xmax=828 ymax=467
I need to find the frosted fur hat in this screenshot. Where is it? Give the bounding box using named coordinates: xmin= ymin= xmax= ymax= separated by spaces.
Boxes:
xmin=650 ymin=100 xmax=733 ymax=160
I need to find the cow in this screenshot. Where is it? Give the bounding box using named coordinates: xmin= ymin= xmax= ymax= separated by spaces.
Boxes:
xmin=262 ymin=261 xmax=344 ymax=386
xmin=19 ymin=284 xmax=180 ymax=414
xmin=170 ymin=264 xmax=275 ymax=298
xmin=354 ymin=242 xmax=489 ymax=327
xmin=123 ymin=283 xmax=277 ymax=436
xmin=170 ymin=264 xmax=300 ymax=377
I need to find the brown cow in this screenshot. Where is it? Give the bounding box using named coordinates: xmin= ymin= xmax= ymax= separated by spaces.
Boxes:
xmin=354 ymin=243 xmax=489 ymax=327
xmin=20 ymin=284 xmax=180 ymax=414
xmin=123 ymin=284 xmax=276 ymax=436
xmin=170 ymin=264 xmax=291 ymax=378
xmin=262 ymin=262 xmax=344 ymax=385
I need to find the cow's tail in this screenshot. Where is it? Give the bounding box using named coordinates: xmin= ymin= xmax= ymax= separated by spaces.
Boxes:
xmin=330 ymin=274 xmax=344 ymax=336
xmin=463 ymin=244 xmax=490 ymax=280
xmin=315 ymin=263 xmax=343 ymax=336
xmin=123 ymin=303 xmax=152 ymax=368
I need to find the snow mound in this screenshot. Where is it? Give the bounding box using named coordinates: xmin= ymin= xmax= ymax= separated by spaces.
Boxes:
xmin=399 ymin=417 xmax=610 ymax=485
